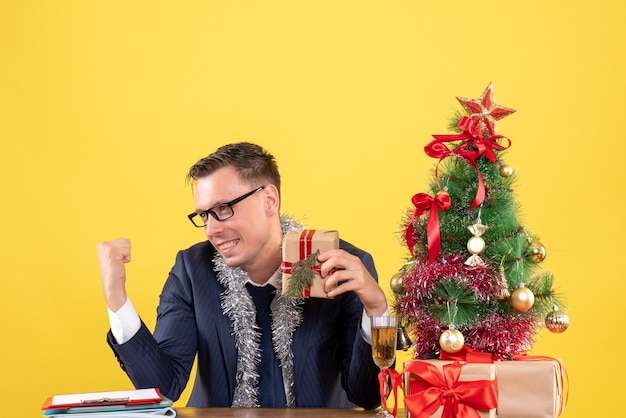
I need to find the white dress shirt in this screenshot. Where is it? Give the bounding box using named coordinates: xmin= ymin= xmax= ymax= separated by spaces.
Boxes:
xmin=108 ymin=269 xmax=381 ymax=344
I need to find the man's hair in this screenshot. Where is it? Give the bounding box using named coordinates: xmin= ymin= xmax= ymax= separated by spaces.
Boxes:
xmin=187 ymin=142 xmax=281 ymax=195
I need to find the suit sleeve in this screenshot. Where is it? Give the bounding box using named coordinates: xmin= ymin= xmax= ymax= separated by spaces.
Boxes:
xmin=338 ymin=242 xmax=385 ymax=410
xmin=106 ymin=250 xmax=199 ymax=402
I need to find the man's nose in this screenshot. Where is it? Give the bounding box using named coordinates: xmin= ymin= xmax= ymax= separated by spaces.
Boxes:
xmin=204 ymin=215 xmax=224 ymax=235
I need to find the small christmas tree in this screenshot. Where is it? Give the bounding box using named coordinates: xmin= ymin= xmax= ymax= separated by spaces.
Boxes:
xmin=393 ymin=83 xmax=569 ymax=359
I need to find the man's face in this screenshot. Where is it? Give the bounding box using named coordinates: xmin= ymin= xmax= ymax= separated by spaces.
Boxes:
xmin=193 ymin=166 xmax=279 ymax=272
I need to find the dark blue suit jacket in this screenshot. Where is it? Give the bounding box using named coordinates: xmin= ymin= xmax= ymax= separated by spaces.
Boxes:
xmin=107 ymin=240 xmax=382 ymax=409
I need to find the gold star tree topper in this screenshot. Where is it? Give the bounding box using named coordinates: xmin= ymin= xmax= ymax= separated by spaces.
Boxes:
xmin=456 ymin=82 xmax=516 ymax=136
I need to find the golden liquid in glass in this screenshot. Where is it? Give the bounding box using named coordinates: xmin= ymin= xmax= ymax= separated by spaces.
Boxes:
xmin=372 ymin=326 xmax=396 ymax=368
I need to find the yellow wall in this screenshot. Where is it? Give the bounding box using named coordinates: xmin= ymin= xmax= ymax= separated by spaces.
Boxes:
xmin=1 ymin=1 xmax=623 ymax=416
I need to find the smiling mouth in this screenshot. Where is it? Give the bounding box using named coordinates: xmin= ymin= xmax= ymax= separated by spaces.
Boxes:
xmin=217 ymin=240 xmax=239 ymax=252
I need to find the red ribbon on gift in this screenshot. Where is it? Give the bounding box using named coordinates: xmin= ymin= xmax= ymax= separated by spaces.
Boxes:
xmin=402 ymin=361 xmax=498 ymax=418
xmin=281 ymin=262 xmax=320 ymax=297
xmin=378 ymin=368 xmax=403 ymax=417
xmin=281 ymin=230 xmax=331 ymax=297
xmin=405 ymin=191 xmax=451 ymax=262
xmin=299 ymin=229 xmax=315 ymax=258
xmin=439 ymin=345 xmax=497 ymax=363
xmin=281 ymin=263 xmax=322 ymax=276
xmin=425 ymin=116 xmax=510 ymax=210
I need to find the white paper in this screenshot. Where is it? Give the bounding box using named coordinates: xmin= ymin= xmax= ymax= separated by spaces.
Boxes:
xmin=50 ymin=388 xmax=160 ymax=407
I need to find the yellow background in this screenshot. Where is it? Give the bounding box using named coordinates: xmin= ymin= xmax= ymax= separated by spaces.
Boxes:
xmin=1 ymin=1 xmax=623 ymax=416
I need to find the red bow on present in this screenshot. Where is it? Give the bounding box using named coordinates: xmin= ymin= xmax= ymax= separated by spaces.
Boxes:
xmin=402 ymin=361 xmax=498 ymax=418
xmin=425 ymin=116 xmax=511 ymax=210
xmin=439 ymin=345 xmax=498 ymax=363
xmin=405 ymin=191 xmax=451 ymax=262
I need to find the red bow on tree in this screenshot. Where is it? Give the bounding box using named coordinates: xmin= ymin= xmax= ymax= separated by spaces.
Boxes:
xmin=424 ymin=116 xmax=510 ymax=210
xmin=405 ymin=191 xmax=451 ymax=262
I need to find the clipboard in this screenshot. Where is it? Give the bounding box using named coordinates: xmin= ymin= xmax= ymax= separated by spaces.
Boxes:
xmin=43 ymin=400 xmax=174 ymax=417
xmin=42 ymin=388 xmax=163 ymax=410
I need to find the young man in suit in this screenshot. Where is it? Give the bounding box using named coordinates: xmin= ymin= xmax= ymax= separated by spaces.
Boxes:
xmin=96 ymin=142 xmax=388 ymax=408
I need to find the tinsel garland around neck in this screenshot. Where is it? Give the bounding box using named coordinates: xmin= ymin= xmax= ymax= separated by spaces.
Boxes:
xmin=214 ymin=215 xmax=304 ymax=407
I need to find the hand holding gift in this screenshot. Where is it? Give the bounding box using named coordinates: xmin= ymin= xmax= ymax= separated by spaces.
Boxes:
xmin=282 ymin=229 xmax=387 ymax=315
xmin=318 ymin=249 xmax=387 ymax=316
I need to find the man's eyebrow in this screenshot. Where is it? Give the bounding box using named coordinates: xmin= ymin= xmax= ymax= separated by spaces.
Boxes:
xmin=196 ymin=200 xmax=228 ymax=212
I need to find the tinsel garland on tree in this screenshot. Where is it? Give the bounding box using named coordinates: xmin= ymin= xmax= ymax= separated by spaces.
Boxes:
xmin=392 ymin=83 xmax=569 ymax=360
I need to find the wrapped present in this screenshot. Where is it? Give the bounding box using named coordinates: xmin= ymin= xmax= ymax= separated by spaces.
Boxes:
xmin=436 ymin=347 xmax=567 ymax=418
xmin=495 ymin=357 xmax=566 ymax=418
xmin=402 ymin=359 xmax=497 ymax=418
xmin=281 ymin=229 xmax=338 ymax=298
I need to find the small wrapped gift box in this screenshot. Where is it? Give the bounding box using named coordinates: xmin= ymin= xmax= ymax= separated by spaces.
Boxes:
xmin=402 ymin=360 xmax=497 ymax=418
xmin=281 ymin=229 xmax=338 ymax=298
xmin=495 ymin=358 xmax=566 ymax=418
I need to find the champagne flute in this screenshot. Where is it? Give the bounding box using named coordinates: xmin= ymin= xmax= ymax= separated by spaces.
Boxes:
xmin=371 ymin=315 xmax=398 ymax=417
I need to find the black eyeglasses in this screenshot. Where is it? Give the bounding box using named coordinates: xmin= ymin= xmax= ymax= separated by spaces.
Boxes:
xmin=187 ymin=186 xmax=265 ymax=227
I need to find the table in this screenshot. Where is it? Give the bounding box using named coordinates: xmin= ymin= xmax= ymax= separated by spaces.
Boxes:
xmin=175 ymin=408 xmax=402 ymax=417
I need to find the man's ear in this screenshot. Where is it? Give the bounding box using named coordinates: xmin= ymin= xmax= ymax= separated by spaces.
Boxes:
xmin=263 ymin=184 xmax=280 ymax=214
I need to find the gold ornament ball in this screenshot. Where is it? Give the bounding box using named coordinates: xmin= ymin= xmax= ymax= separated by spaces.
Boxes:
xmin=436 ymin=189 xmax=450 ymax=198
xmin=467 ymin=236 xmax=486 ymax=255
xmin=545 ymin=309 xmax=570 ymax=333
xmin=390 ymin=272 xmax=404 ymax=294
xmin=527 ymin=241 xmax=547 ymax=263
xmin=499 ymin=164 xmax=514 ymax=177
xmin=511 ymin=284 xmax=535 ymax=311
xmin=439 ymin=328 xmax=465 ymax=353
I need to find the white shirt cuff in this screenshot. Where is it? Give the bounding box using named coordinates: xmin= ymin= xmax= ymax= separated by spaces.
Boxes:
xmin=361 ymin=308 xmax=391 ymax=344
xmin=107 ymin=298 xmax=141 ymax=344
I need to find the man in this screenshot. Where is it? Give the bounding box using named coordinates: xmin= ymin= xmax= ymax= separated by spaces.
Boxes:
xmin=96 ymin=142 xmax=388 ymax=408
